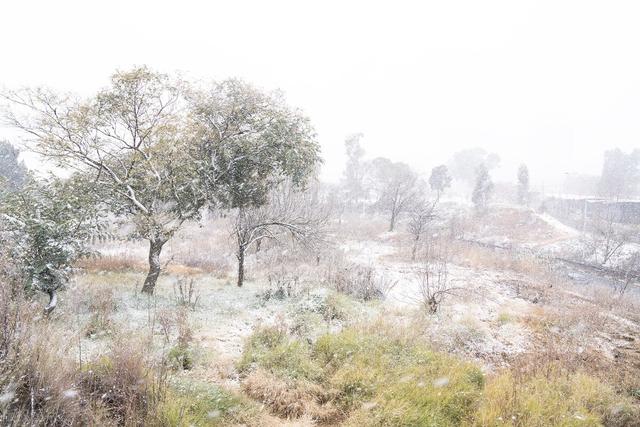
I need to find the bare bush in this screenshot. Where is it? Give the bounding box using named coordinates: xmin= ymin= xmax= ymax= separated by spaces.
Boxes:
xmin=415 ymin=237 xmax=462 ymax=314
xmin=587 ymin=206 xmax=633 ymax=265
xmin=407 ymin=198 xmax=438 ymax=261
xmin=326 ymin=264 xmax=396 ymax=301
xmin=156 ymin=308 xmax=175 ymax=344
xmin=261 ymin=269 xmax=302 ymax=301
xmin=172 ymin=277 xmax=200 ymax=309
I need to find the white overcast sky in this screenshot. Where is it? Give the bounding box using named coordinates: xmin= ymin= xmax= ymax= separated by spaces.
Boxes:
xmin=1 ymin=0 xmax=640 ymax=188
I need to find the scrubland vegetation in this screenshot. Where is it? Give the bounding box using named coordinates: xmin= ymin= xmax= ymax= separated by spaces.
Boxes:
xmin=1 ymin=68 xmax=640 ymax=426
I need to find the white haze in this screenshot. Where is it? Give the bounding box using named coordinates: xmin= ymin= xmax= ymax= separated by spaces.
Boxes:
xmin=1 ymin=0 xmax=640 ymax=191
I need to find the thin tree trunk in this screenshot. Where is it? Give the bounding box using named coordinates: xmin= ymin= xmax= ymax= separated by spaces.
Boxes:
xmin=389 ymin=211 xmax=396 ymax=232
xmin=411 ymin=234 xmax=420 ymax=261
xmin=237 ymin=247 xmax=245 ymax=287
xmin=141 ymin=238 xmax=165 ymax=295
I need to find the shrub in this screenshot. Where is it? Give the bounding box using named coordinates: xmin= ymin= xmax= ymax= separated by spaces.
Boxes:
xmin=0 ymin=271 xmax=93 ymax=426
xmin=290 ymin=311 xmax=325 ymax=338
xmin=168 ymin=345 xmax=194 ymax=371
xmin=237 ymin=327 xmax=323 ymax=382
xmin=1 ymin=327 xmax=84 ymax=426
xmin=326 ymin=264 xmax=396 ymax=301
xmin=295 ymin=289 xmax=355 ymax=323
xmin=321 ymin=292 xmax=353 ymax=321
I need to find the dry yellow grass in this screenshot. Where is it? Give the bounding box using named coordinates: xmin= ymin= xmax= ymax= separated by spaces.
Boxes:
xmin=241 ymin=369 xmax=319 ymax=419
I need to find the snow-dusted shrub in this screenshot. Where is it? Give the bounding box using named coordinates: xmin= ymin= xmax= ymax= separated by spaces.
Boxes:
xmin=325 ymin=263 xmax=396 ymax=301
xmin=1 ymin=177 xmax=102 ymax=313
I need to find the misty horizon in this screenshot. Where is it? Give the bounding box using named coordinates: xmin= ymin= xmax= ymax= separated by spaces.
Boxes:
xmin=2 ymin=1 xmax=640 ymax=193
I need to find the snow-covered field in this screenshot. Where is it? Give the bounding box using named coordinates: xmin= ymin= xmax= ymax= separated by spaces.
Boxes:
xmin=63 ymin=206 xmax=640 ymax=389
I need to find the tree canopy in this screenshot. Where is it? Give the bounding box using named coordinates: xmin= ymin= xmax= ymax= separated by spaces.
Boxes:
xmin=2 ymin=67 xmax=321 ymax=294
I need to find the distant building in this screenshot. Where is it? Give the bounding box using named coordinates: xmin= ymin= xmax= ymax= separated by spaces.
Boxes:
xmin=542 ymin=197 xmax=640 ymax=228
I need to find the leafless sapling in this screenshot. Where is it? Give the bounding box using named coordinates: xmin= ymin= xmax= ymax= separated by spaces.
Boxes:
xmin=415 ymin=237 xmax=462 ymax=314
xmin=407 ymin=197 xmax=439 ymax=261
xmin=232 ymin=183 xmax=326 ymax=287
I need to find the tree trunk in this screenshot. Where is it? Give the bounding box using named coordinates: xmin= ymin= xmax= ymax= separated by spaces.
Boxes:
xmin=44 ymin=289 xmax=57 ymax=315
xmin=141 ymin=238 xmax=166 ymax=295
xmin=411 ymin=234 xmax=420 ymax=261
xmin=389 ymin=211 xmax=396 ymax=232
xmin=237 ymin=247 xmax=245 ymax=287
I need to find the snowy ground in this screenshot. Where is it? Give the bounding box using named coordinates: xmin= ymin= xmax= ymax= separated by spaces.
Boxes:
xmin=63 ymin=206 xmax=640 ymax=394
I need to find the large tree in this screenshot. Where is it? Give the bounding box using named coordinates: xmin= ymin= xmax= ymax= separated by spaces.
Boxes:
xmin=187 ymin=79 xmax=320 ymax=210
xmin=370 ymin=158 xmax=419 ymax=231
xmin=429 ymin=165 xmax=452 ymax=200
xmin=3 ymin=68 xmax=203 ymax=295
xmin=448 ymin=148 xmax=500 ymax=187
xmin=3 ymin=68 xmax=320 ymax=295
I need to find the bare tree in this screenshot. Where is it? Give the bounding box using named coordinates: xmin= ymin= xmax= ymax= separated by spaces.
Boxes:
xmin=588 ymin=205 xmax=631 ymax=265
xmin=370 ymin=157 xmax=420 ymax=231
xmin=618 ymin=251 xmax=640 ymax=296
xmin=407 ymin=197 xmax=439 ymax=261
xmin=414 ymin=237 xmax=461 ymax=314
xmin=232 ymin=183 xmax=326 ymax=287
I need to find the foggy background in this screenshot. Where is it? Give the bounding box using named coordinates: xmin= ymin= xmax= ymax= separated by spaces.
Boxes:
xmin=1 ymin=0 xmax=640 ymax=192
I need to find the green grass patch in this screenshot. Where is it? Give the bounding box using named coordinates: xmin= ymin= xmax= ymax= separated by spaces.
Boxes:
xmin=237 ymin=326 xmax=324 ymax=381
xmin=314 ymin=330 xmax=484 ymax=425
xmin=239 ymin=327 xmax=484 ymax=425
xmin=238 ymin=327 xmax=637 ymax=426
xmin=153 ymin=380 xmax=258 ymax=426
